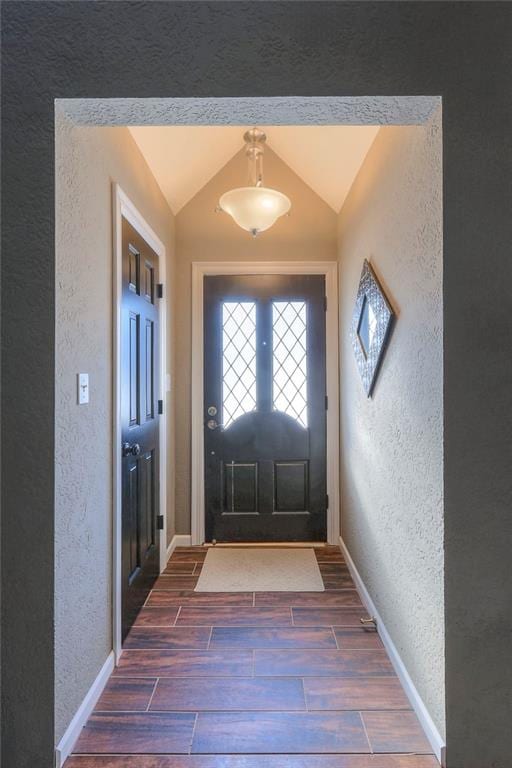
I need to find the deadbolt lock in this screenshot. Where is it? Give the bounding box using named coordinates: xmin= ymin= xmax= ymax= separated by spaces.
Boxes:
xmin=207 ymin=405 xmax=217 ymax=416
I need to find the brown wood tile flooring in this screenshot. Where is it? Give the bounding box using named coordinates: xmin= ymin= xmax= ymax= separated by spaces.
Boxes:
xmin=69 ymin=546 xmax=436 ymax=768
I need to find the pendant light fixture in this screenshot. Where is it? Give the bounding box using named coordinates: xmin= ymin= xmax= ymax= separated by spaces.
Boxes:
xmin=218 ymin=128 xmax=291 ymax=237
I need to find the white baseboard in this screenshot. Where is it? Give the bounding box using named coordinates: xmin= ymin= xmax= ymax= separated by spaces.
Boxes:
xmin=339 ymin=537 xmax=446 ymax=767
xmin=166 ymin=533 xmax=192 ymax=563
xmin=54 ymin=650 xmax=115 ymax=768
xmin=56 ymin=534 xmax=192 ymax=765
xmin=204 ymin=541 xmax=326 ymax=548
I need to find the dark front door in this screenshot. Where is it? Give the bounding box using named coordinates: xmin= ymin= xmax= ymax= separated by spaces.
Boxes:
xmin=204 ymin=274 xmax=327 ymax=543
xmin=121 ymin=217 xmax=160 ymax=640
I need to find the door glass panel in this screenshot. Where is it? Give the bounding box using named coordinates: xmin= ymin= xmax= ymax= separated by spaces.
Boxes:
xmin=222 ymin=301 xmax=257 ymax=427
xmin=272 ymin=301 xmax=308 ymax=427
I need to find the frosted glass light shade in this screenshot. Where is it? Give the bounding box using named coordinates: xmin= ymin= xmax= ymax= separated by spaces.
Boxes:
xmin=219 ymin=186 xmax=291 ymax=236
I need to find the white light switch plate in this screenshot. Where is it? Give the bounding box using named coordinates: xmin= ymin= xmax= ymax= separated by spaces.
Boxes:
xmin=77 ymin=373 xmax=89 ymax=404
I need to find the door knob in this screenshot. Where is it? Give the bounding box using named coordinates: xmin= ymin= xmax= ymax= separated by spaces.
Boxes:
xmin=207 ymin=419 xmax=218 ymax=430
xmin=122 ymin=442 xmax=141 ymax=457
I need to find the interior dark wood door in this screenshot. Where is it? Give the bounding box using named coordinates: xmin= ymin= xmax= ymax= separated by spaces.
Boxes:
xmin=204 ymin=274 xmax=327 ymax=543
xmin=121 ymin=217 xmax=160 ymax=640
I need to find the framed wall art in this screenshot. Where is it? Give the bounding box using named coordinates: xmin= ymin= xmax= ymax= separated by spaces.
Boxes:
xmin=350 ymin=259 xmax=395 ymax=397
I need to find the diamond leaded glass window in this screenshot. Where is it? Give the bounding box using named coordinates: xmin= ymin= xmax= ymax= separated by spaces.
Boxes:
xmin=222 ymin=302 xmax=257 ymax=427
xmin=272 ymin=301 xmax=308 ymax=427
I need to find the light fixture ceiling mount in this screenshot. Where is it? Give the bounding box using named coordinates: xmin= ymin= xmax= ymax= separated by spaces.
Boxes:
xmin=218 ymin=127 xmax=291 ymax=237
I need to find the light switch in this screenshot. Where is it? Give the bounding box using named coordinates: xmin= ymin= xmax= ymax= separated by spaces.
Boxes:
xmin=77 ymin=373 xmax=89 ymax=404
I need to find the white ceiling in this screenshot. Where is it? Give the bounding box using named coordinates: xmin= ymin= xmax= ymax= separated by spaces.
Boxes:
xmin=128 ymin=125 xmax=380 ymax=214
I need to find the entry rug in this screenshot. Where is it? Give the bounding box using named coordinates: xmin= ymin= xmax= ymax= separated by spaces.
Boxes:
xmin=194 ymin=547 xmax=325 ymax=592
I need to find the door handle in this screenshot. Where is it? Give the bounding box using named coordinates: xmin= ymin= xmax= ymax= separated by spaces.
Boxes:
xmin=122 ymin=442 xmax=141 ymax=457
xmin=206 ymin=419 xmax=219 ymax=430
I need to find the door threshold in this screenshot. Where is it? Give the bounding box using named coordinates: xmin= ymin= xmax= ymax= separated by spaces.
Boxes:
xmin=204 ymin=541 xmax=327 ymax=548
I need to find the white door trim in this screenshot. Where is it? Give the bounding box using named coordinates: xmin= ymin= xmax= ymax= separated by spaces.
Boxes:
xmin=191 ymin=260 xmax=340 ymax=546
xmin=112 ymin=183 xmax=168 ymax=662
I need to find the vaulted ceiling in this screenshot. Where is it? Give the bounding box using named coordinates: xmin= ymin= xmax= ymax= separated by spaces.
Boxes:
xmin=128 ymin=125 xmax=380 ymax=214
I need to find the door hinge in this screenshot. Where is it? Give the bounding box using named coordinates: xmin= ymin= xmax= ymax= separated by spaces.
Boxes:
xmin=324 ymin=295 xmax=327 ymax=311
xmin=326 ymin=494 xmax=329 ymax=510
xmin=156 ymin=283 xmax=164 ymax=299
xmin=157 ymin=515 xmax=164 ymax=530
xmin=158 ymin=399 xmax=164 ymax=415
xmin=325 ymin=395 xmax=328 ymax=410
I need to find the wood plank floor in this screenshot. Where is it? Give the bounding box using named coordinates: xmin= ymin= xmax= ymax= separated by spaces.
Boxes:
xmin=68 ymin=546 xmax=437 ymax=768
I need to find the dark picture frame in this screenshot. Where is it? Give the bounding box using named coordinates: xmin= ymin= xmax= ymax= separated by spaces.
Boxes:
xmin=350 ymin=260 xmax=395 ymax=397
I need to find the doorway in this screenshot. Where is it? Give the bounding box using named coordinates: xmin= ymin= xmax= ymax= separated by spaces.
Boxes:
xmin=120 ymin=216 xmax=161 ymax=638
xmin=113 ymin=185 xmax=168 ymax=654
xmin=52 ymin=97 xmax=444 ymax=767
xmin=191 ymin=260 xmax=340 ymax=546
xmin=204 ymin=273 xmax=327 ymax=542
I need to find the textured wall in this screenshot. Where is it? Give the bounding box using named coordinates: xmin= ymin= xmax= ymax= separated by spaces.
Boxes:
xmin=174 ymin=146 xmax=338 ymax=533
xmin=3 ymin=4 xmax=512 ymax=767
xmin=54 ymin=114 xmax=175 ymax=742
xmin=338 ymin=113 xmax=444 ymax=734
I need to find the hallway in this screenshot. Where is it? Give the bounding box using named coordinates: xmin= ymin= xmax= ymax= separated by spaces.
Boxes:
xmin=66 ymin=547 xmax=436 ymax=767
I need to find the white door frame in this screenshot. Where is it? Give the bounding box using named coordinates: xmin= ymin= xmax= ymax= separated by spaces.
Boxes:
xmin=112 ymin=184 xmax=168 ymax=661
xmin=191 ymin=260 xmax=340 ymax=546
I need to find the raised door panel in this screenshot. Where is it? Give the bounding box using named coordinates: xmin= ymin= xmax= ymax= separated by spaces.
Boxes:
xmin=126 ymin=462 xmax=140 ymax=584
xmin=144 ymin=319 xmax=154 ymax=421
